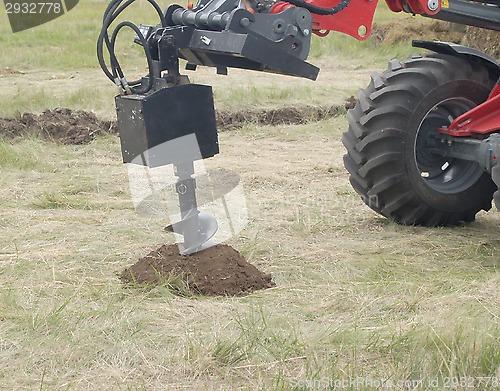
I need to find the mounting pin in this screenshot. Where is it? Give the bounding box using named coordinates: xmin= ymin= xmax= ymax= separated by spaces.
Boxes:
xmin=427 ymin=0 xmax=439 ymax=11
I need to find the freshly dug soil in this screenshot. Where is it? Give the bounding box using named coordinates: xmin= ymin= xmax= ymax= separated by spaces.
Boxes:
xmin=0 ymin=108 xmax=116 ymax=144
xmin=216 ymin=105 xmax=344 ymax=130
xmin=120 ymin=244 xmax=275 ymax=296
xmin=371 ymin=19 xmax=464 ymax=46
xmin=465 ymin=27 xmax=500 ymax=58
xmin=371 ymin=19 xmax=500 ymax=59
xmin=0 ymin=106 xmax=344 ymax=145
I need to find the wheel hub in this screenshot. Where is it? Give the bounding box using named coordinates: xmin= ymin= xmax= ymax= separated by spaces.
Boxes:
xmin=414 ymin=98 xmax=484 ymax=194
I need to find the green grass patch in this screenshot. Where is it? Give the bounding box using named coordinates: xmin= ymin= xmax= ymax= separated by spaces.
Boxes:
xmin=0 ymin=0 xmax=431 ymax=73
xmin=309 ymin=32 xmax=415 ymax=63
xmin=0 ymin=138 xmax=46 ymax=170
xmin=0 ymin=85 xmax=116 ymax=118
xmin=0 ymin=0 xmax=184 ymax=71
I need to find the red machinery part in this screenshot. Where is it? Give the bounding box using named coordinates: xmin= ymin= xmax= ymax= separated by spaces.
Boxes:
xmin=386 ymin=0 xmax=441 ymax=15
xmin=439 ymin=82 xmax=500 ymax=137
xmin=271 ymin=0 xmax=379 ymax=39
xmin=271 ymin=0 xmax=441 ymax=40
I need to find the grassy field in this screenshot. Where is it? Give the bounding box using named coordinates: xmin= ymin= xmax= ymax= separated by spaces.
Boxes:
xmin=1 ymin=1 xmax=499 ymax=390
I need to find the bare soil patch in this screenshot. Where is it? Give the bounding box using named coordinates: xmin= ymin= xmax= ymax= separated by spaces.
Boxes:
xmin=120 ymin=244 xmax=275 ymax=296
xmin=0 ymin=105 xmax=346 ymax=144
xmin=0 ymin=108 xmax=116 ymax=144
xmin=465 ymin=27 xmax=500 ymax=58
xmin=216 ymin=105 xmax=344 ymax=130
xmin=372 ymin=18 xmax=500 ymax=58
xmin=371 ymin=19 xmax=464 ymax=46
xmin=0 ymin=67 xmax=25 ymax=75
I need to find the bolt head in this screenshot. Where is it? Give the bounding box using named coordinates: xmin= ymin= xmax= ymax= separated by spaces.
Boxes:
xmin=427 ymin=0 xmax=439 ymax=11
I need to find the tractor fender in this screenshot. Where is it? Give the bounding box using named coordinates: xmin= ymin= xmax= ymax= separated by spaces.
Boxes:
xmin=412 ymin=40 xmax=500 ymax=77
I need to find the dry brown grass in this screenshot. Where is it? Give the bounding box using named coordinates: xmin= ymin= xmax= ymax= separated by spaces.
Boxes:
xmin=0 ymin=1 xmax=498 ymax=389
xmin=1 ymin=117 xmax=498 ymax=389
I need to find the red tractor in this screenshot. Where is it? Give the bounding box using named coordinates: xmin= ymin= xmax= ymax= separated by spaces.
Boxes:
xmin=99 ymin=0 xmax=500 ymax=252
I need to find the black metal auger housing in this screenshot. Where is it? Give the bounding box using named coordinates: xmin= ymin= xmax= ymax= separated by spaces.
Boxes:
xmin=115 ymin=72 xmax=220 ymax=255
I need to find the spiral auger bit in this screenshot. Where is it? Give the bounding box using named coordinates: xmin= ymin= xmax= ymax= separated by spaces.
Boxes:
xmin=165 ymin=162 xmax=218 ymax=255
xmin=107 ymin=31 xmax=219 ymax=255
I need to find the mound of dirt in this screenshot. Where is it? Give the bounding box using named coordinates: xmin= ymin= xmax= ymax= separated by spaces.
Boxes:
xmin=216 ymin=105 xmax=343 ymax=131
xmin=371 ymin=19 xmax=464 ymax=46
xmin=371 ymin=18 xmax=500 ymax=59
xmin=0 ymin=67 xmax=25 ymax=75
xmin=465 ymin=27 xmax=500 ymax=58
xmin=120 ymin=244 xmax=275 ymax=296
xmin=0 ymin=106 xmax=343 ymax=144
xmin=0 ymin=108 xmax=116 ymax=144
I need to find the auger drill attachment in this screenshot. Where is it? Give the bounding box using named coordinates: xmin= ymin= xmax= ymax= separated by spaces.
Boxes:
xmin=97 ymin=0 xmax=321 ymax=254
xmin=100 ymin=10 xmax=220 ymax=254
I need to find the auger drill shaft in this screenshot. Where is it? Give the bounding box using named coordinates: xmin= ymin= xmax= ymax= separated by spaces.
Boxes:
xmin=165 ymin=161 xmax=218 ymax=255
xmin=174 ymin=162 xmax=203 ymax=254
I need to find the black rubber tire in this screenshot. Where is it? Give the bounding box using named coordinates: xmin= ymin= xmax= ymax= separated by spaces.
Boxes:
xmin=343 ymin=54 xmax=497 ymax=226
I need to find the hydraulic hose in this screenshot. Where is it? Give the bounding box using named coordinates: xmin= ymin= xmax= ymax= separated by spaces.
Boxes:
xmin=283 ymin=0 xmax=351 ymax=16
xmin=97 ymin=0 xmax=166 ymax=94
xmin=284 ymin=0 xmax=351 ymax=15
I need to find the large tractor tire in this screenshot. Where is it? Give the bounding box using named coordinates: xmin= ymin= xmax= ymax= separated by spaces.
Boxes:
xmin=343 ymin=54 xmax=497 ymax=226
